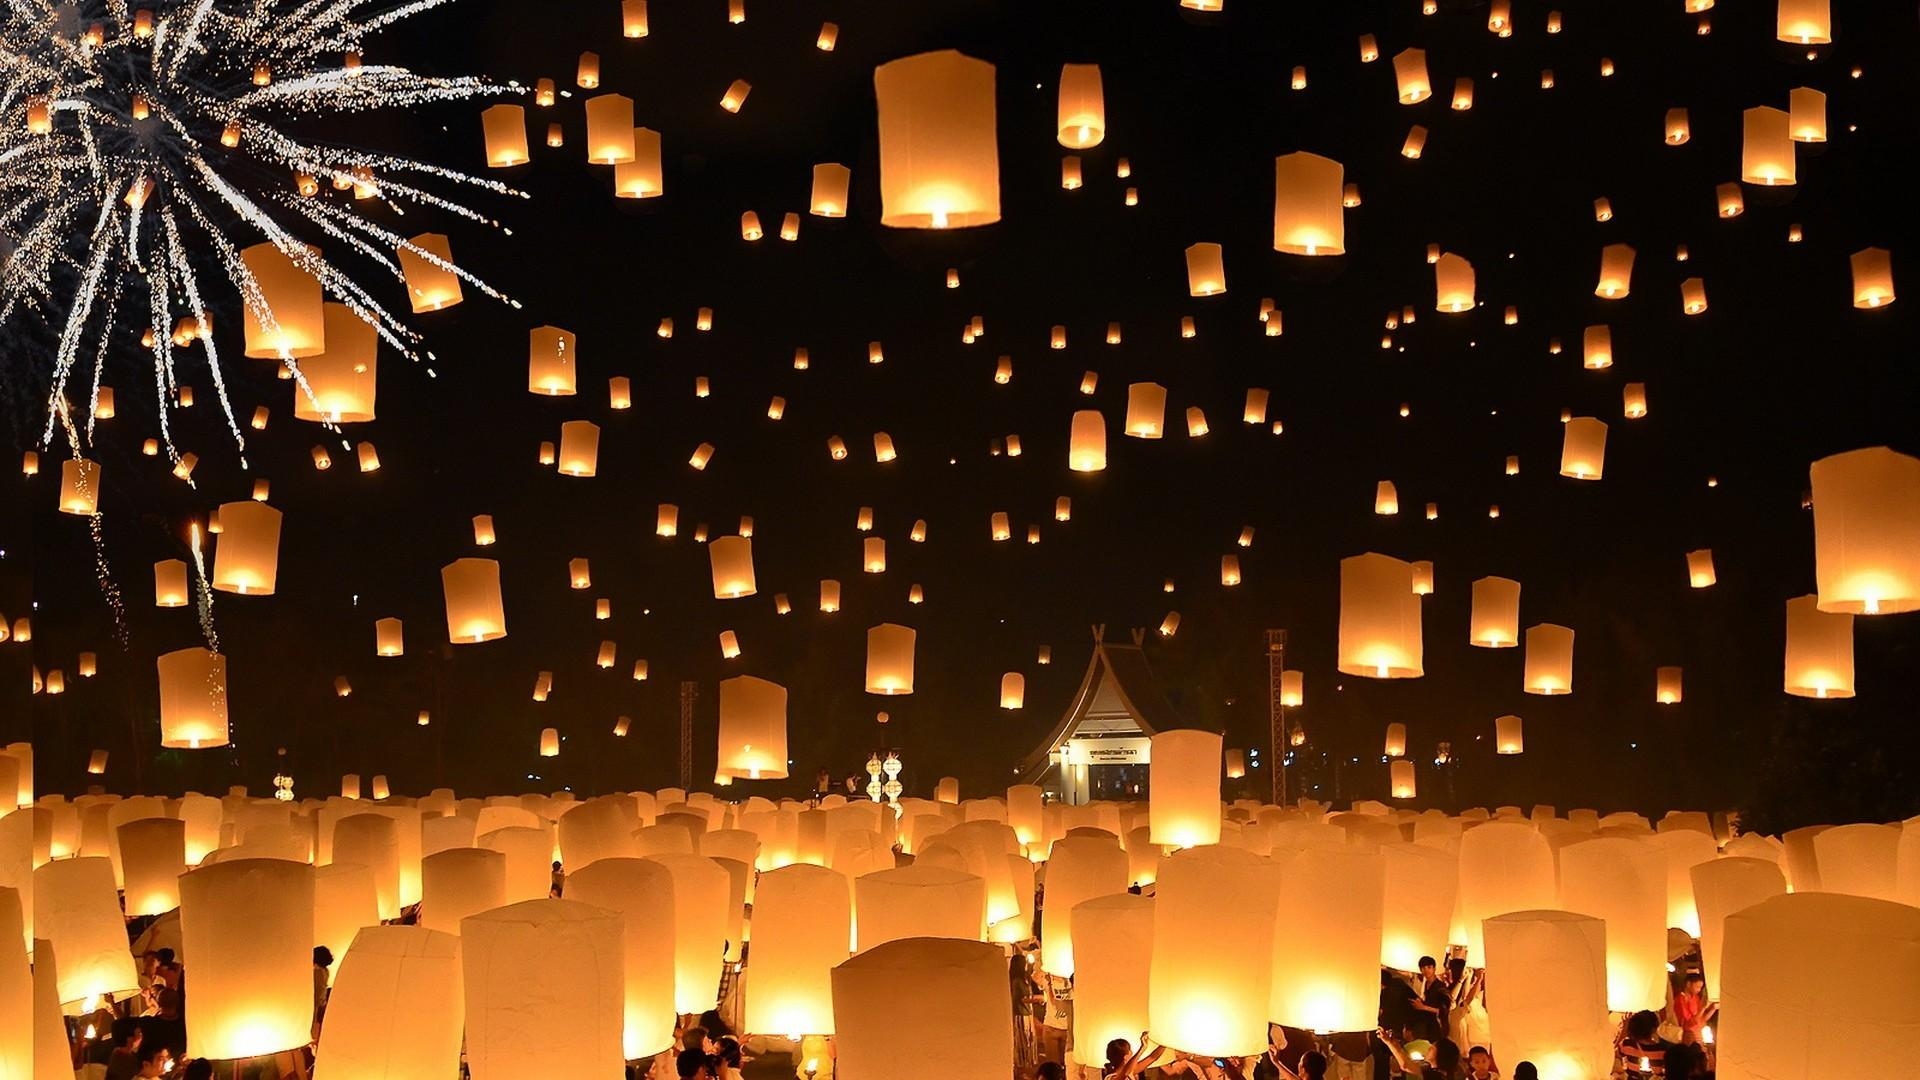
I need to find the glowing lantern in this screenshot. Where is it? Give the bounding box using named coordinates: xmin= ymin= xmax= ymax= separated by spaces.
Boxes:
xmin=1272 ymin=152 xmax=1345 ymax=255
xmin=462 ymin=899 xmax=624 ymax=1078
xmin=1681 ymin=276 xmax=1709 ymax=314
xmin=1274 ymin=669 xmax=1302 ymax=707
xmin=1666 ymin=108 xmax=1691 ymax=144
xmin=1069 ymin=894 xmax=1151 ymax=1065
xmin=1639 ymin=669 xmax=1682 ymax=714
xmin=1482 ymin=911 xmax=1614 ymax=1080
xmin=1718 ymin=183 xmax=1745 ymax=217
xmin=1434 ymin=253 xmax=1474 ymax=312
xmin=537 ymin=728 xmax=560 ymax=758
xmin=819 ymin=579 xmax=842 ymax=613
xmin=1401 ymin=125 xmax=1427 ymax=159
xmin=1485 ymin=713 xmax=1522 ymax=755
xmin=1776 ymin=0 xmax=1831 ymax=43
xmin=155 ymin=646 xmax=229 ymax=749
xmin=708 ymin=536 xmax=757 ymax=599
xmin=1393 ymin=48 xmax=1431 ymax=103
xmin=1559 ymin=417 xmax=1607 ymax=479
xmin=1785 ymin=593 xmax=1855 ymax=698
xmin=810 ymin=163 xmax=852 ymax=217
xmin=1523 ymin=623 xmax=1575 ymax=695
xmin=33 ymin=857 xmax=140 ymax=1009
xmin=1149 ymin=846 xmax=1279 ymax=1056
xmin=117 ymin=818 xmax=185 ymax=916
xmin=54 ymin=458 xmax=100 ymax=516
xmin=1057 ymin=64 xmax=1105 ymax=148
xmin=623 ymin=0 xmax=649 ymax=36
xmin=1389 ymin=760 xmax=1417 ymax=799
xmin=716 ymin=676 xmax=788 ymax=781
xmin=1595 ymin=244 xmax=1635 ymax=299
xmin=1683 ymin=549 xmax=1717 ymax=589
xmin=1624 ymin=382 xmax=1648 ymax=419
xmin=1272 ymin=848 xmax=1385 ymax=1032
xmin=1458 ymin=822 xmax=1558 ymax=958
xmin=207 ymin=501 xmax=281 ymax=595
xmin=1559 ymin=837 xmax=1668 ymax=1011
xmin=584 ymin=95 xmax=635 ymax=164
xmin=418 ymin=848 xmax=505 ymax=936
xmin=1787 ymin=87 xmax=1828 ymax=144
xmin=1811 ymin=447 xmax=1920 ymax=613
xmin=745 ymin=864 xmax=849 ymax=1036
xmin=656 ymin=504 xmax=679 ymax=537
xmin=1185 ymin=243 xmax=1226 ymax=296
xmin=834 ymin=938 xmax=1011 ymax=1079
xmin=1690 ymin=857 xmax=1786 ymax=999
xmin=1126 ymin=383 xmax=1167 ymax=438
xmin=442 ymin=558 xmax=507 ymax=643
xmin=1061 ymin=155 xmax=1083 ymax=189
xmin=863 ymin=537 xmax=886 ymax=573
xmin=1338 ymin=553 xmax=1423 ymax=678
xmin=240 ymin=242 xmax=325 ymax=357
xmin=1451 ymin=78 xmax=1474 ymax=110
xmin=481 ymin=104 xmax=528 ymax=167
xmin=396 ymin=233 xmax=464 ymax=313
xmin=816 ymin=21 xmax=838 ymax=49
xmin=1851 ymin=248 xmax=1895 ymax=308
xmin=866 ymin=624 xmax=916 ymax=694
xmin=874 ymin=50 xmax=1000 ymax=228
xmin=312 ymin=926 xmax=464 ymax=1078
xmin=1374 ymin=481 xmax=1399 ymax=515
xmin=1742 ymin=107 xmax=1797 ymax=186
xmin=178 ymin=858 xmax=315 ymax=1057
xmin=1149 ymin=729 xmax=1222 ymax=849
xmin=557 ymin=420 xmax=599 ymax=476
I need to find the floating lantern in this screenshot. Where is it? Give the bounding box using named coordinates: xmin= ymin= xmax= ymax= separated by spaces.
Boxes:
xmin=1783 ymin=594 xmax=1853 ymax=697
xmin=745 ymin=864 xmax=849 ymax=1036
xmin=1389 ymin=761 xmax=1417 ymax=800
xmin=1393 ymin=48 xmax=1432 ymax=103
xmin=1384 ymin=723 xmax=1408 ymax=758
xmin=1717 ymin=183 xmax=1745 ymax=218
xmin=1159 ymin=611 xmax=1180 ymax=637
xmin=1220 ymin=555 xmax=1242 ymax=586
xmin=717 ymin=676 xmax=788 ymax=780
xmin=863 ymin=537 xmax=886 ymax=573
xmin=1623 ymin=382 xmax=1647 ymax=419
xmin=1682 ymin=277 xmax=1709 ymax=314
xmin=720 ymin=79 xmax=751 ymax=113
xmin=1690 ymin=858 xmax=1786 ymax=1000
xmin=1560 ymin=417 xmax=1607 ymax=479
xmin=1523 ymin=623 xmax=1575 ymax=694
xmin=810 ymin=163 xmax=852 ymax=217
xmin=1451 ymin=78 xmax=1474 ymax=110
xmin=1790 ymin=87 xmax=1827 ymax=142
xmin=998 ymin=673 xmax=1026 ymax=710
xmin=1149 ymin=846 xmax=1278 ymax=1056
xmin=875 ymin=51 xmax=1000 ymax=228
xmin=622 ymin=0 xmax=648 ymax=35
xmin=1061 ymin=156 xmax=1083 ymax=189
xmin=558 ymin=420 xmax=599 ymax=476
xmin=35 ymin=857 xmax=141 ymax=1009
xmin=1776 ymin=0 xmax=1831 ymax=43
xmin=1054 ymin=499 xmax=1072 ymax=522
xmin=1851 ymin=248 xmax=1895 ymax=308
xmin=1272 ymin=153 xmax=1345 ymax=255
xmin=293 ymin=305 xmax=378 ymax=422
xmin=1810 ymin=447 xmax=1920 ymax=613
xmin=866 ymin=624 xmax=916 ymax=694
xmin=613 ymin=128 xmax=664 ymax=197
xmin=656 ymin=504 xmax=679 ymax=537
xmin=990 ymin=512 xmax=1011 ymax=541
xmin=583 ymin=95 xmax=635 ymax=164
xmin=1495 ymin=714 xmax=1524 ymax=753
xmin=1686 ymin=549 xmax=1717 ymax=589
xmin=482 ymin=104 xmax=528 ymax=167
xmin=1434 ymin=253 xmax=1474 ymax=312
xmin=56 ymin=459 xmax=100 ymax=515
xmin=1665 ymin=108 xmax=1691 ymax=144
xmin=1244 ymin=388 xmax=1269 ymax=424
xmin=1482 ymin=911 xmax=1614 ymax=1079
xmin=1278 ymin=669 xmax=1303 ymax=707
xmin=179 ymin=858 xmax=315 ymax=1058
xmin=397 ymin=233 xmax=463 ymax=313
xmin=157 ymin=647 xmax=229 ymax=748
xmin=240 ymin=242 xmax=325 ymax=357
xmin=718 ymin=631 xmax=741 ymax=660
xmin=576 ymin=51 xmax=601 ymax=88
xmin=463 ymin=900 xmax=625 ymax=1077
xmin=1458 ymin=822 xmax=1559 ymax=958
xmin=419 ymin=848 xmax=506 ymax=936
xmin=118 ymin=818 xmax=185 ymax=916
xmin=1149 ymin=729 xmax=1222 ymax=848
xmin=1375 ymin=481 xmax=1400 ymax=515
xmin=442 ymin=559 xmax=507 ymax=643
xmin=1272 ymin=848 xmax=1386 ymax=1031
xmin=1559 ymin=838 xmax=1669 ymax=1012
xmin=1338 ymin=553 xmax=1423 ymax=678
xmin=1359 ymin=34 xmax=1379 ymax=61
xmin=816 ymin=20 xmax=839 ymax=49
xmin=1596 ymin=244 xmax=1634 ymax=299
xmin=1401 ymin=125 xmax=1427 ymax=159
xmin=708 ymin=536 xmax=757 ymax=599
xmin=1186 ymin=408 xmax=1210 ymax=437
xmin=1071 ymin=894 xmax=1151 ymax=1066
xmin=1742 ymin=107 xmax=1796 ymax=186
xmin=1057 ymin=64 xmax=1105 ymax=148
xmin=1185 ymin=243 xmax=1226 ymax=296
xmin=1410 ymin=560 xmax=1434 ymax=595
xmin=1126 ymin=383 xmax=1167 ymax=438
xmin=834 ymin=938 xmax=1011 ymax=1079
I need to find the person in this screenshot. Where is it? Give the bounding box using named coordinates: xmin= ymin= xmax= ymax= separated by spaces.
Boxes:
xmin=1412 ymin=956 xmax=1449 ymax=1043
xmin=1511 ymin=1065 xmax=1538 ymax=1080
xmin=183 ymin=1061 xmax=214 ymax=1080
xmin=1669 ymin=972 xmax=1715 ymax=1044
xmin=550 ymin=860 xmax=565 ymax=897
xmin=1663 ymin=1043 xmax=1706 ymax=1080
xmin=1379 ymin=1030 xmax=1464 ymax=1079
xmin=1035 ymin=1063 xmax=1065 ymax=1080
xmin=312 ymin=946 xmax=334 ymax=1032
xmin=104 ymin=1025 xmax=144 ymax=1080
xmin=133 ymin=1044 xmax=172 ymax=1079
xmin=1105 ymin=1034 xmax=1170 ymax=1079
xmin=1465 ymin=1045 xmax=1497 ymax=1080
xmin=712 ymin=1035 xmax=747 ymax=1080
xmin=1258 ymin=1048 xmax=1327 ymax=1080
xmin=1618 ymin=1010 xmax=1669 ymax=1075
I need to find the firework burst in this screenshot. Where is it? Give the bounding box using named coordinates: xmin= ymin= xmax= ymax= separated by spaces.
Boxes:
xmin=1 ymin=0 xmax=521 ymax=472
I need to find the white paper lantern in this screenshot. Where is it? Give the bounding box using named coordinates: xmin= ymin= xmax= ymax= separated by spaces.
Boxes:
xmin=462 ymin=899 xmax=625 ymax=1079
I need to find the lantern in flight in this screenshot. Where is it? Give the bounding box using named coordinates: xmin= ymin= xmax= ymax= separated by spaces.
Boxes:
xmin=1809 ymin=447 xmax=1920 ymax=614
xmin=1272 ymin=153 xmax=1345 ymax=256
xmin=1057 ymin=64 xmax=1105 ymax=148
xmin=1338 ymin=553 xmax=1423 ymax=678
xmin=875 ymin=51 xmax=1000 ymax=228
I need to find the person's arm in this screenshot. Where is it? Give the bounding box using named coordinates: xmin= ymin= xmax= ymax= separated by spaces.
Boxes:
xmin=1377 ymin=1029 xmax=1418 ymax=1073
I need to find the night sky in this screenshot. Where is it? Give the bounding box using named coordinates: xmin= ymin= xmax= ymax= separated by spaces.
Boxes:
xmin=4 ymin=0 xmax=1918 ymax=825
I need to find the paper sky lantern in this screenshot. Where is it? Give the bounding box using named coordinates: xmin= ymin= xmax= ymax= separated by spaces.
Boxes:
xmin=1393 ymin=48 xmax=1431 ymax=103
xmin=1273 ymin=669 xmax=1303 ymax=708
xmin=1072 ymin=893 xmax=1152 ymax=1066
xmin=1560 ymin=417 xmax=1607 ymax=479
xmin=1125 ymin=382 xmax=1167 ymax=438
xmin=292 ymin=305 xmax=378 ymax=424
xmin=1595 ymin=244 xmax=1635 ymax=299
xmin=854 ymin=864 xmax=986 ymax=951
xmin=1720 ymin=892 xmax=1918 ymax=1078
xmin=482 ymin=103 xmax=528 ymax=166
xmin=819 ymin=579 xmax=842 ymax=613
xmin=1184 ymin=242 xmax=1226 ymax=296
xmin=57 ymin=458 xmax=100 ymax=515
xmin=1471 ymin=576 xmax=1522 ymax=647
xmin=154 ymin=559 xmax=189 ymax=607
xmin=398 ymin=232 xmax=463 ymax=312
xmin=537 ymin=727 xmax=561 ymax=758
xmin=1041 ymin=837 xmax=1129 ymax=977
xmin=645 ymin=853 xmax=730 ymax=1013
xmin=1149 ymin=729 xmax=1222 ymax=849
xmin=865 ymin=623 xmax=916 ymax=694
xmin=1851 ymin=248 xmax=1895 ymax=308
xmin=1742 ymin=106 xmax=1796 ymax=186
xmin=1387 ymin=760 xmax=1417 ymax=799
xmin=34 ymin=857 xmax=139 ymax=1010
xmin=1434 ymin=253 xmax=1474 ymax=312
xmin=557 ymin=420 xmax=599 ymax=477
xmin=1690 ymin=857 xmax=1786 ymax=999
xmin=1776 ymin=0 xmax=1831 ymax=43
xmin=1057 ymin=63 xmax=1105 ymax=148
xmin=564 ymin=859 xmax=677 ymax=1058
xmin=157 ymin=646 xmax=229 ymax=748
xmin=717 ymin=675 xmax=788 ymax=780
xmin=526 ymin=326 xmax=576 ymax=396
xmin=609 ymin=127 xmax=664 ymax=197
xmin=240 ymin=242 xmax=325 ymax=357
xmin=314 ymin=926 xmax=464 ymax=1079
xmin=1451 ymin=77 xmax=1475 ymax=109
xmin=1523 ymin=623 xmax=1576 ymax=695
xmin=1717 ymin=182 xmax=1745 ymax=218
xmin=1069 ymin=409 xmax=1107 ymax=471
xmin=1788 ymin=87 xmax=1827 ymax=143
xmin=179 ymin=858 xmax=315 ymax=1057
xmin=211 ymin=500 xmax=282 ymax=594
xmin=1339 ymin=553 xmax=1424 ymax=678
xmin=583 ymin=94 xmax=635 ymax=163
xmin=874 ymin=51 xmax=1000 ymax=228
xmin=118 ymin=818 xmax=185 ymax=916
xmin=1458 ymin=822 xmax=1557 ymax=959
xmin=420 ymin=848 xmax=506 ymax=936
xmin=810 ymin=162 xmax=852 ymax=217
xmin=1380 ymin=843 xmax=1458 ymax=971
xmin=1814 ymin=823 xmax=1902 ymax=903
xmin=1483 ymin=911 xmax=1614 ymax=1080
xmin=1374 ymin=480 xmax=1399 ymax=515
xmin=1652 ymin=665 xmax=1684 ymax=705
xmin=1061 ymin=155 xmax=1083 ymax=189
xmin=745 ymin=864 xmax=850 ymax=1036
xmin=817 ymin=20 xmax=838 ymax=49
xmin=1149 ymin=845 xmax=1279 ymax=1056
xmin=1272 ymin=848 xmax=1384 ymax=1033
xmin=706 ymin=536 xmax=757 ymax=600
xmin=719 ymin=78 xmax=751 ymax=113
xmin=996 ymin=672 xmax=1026 ymax=711
xmin=1784 ymin=594 xmax=1854 ymax=697
xmin=834 ymin=937 xmax=1013 ymax=1080
xmin=1623 ymin=381 xmax=1648 ymax=419
xmin=1811 ymin=447 xmax=1920 ymax=614
xmin=1665 ymin=107 xmax=1692 ymax=144
xmin=462 ymin=900 xmax=625 ymax=1079
xmin=442 ymin=559 xmax=507 ymax=643
xmin=1559 ymin=837 xmax=1668 ymax=1011
xmin=1268 ymin=152 xmax=1346 ymax=255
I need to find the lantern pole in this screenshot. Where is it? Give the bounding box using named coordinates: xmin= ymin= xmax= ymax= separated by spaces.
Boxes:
xmin=1266 ymin=629 xmax=1289 ymax=808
